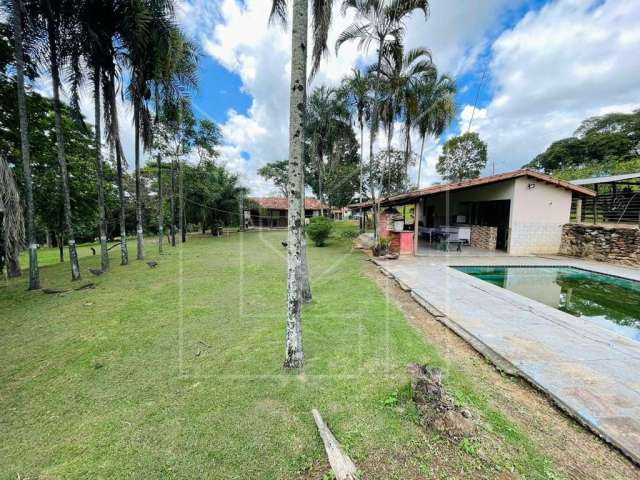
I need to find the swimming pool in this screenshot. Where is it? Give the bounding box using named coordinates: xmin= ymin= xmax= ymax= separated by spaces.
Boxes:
xmin=454 ymin=266 xmax=640 ymax=342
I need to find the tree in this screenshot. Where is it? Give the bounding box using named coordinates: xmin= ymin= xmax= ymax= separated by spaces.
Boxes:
xmin=337 ymin=0 xmax=430 ymax=236
xmin=27 ymin=0 xmax=83 ymax=280
xmin=371 ymin=43 xmax=434 ymax=185
xmin=436 ymin=132 xmax=487 ymax=182
xmin=0 ymin=153 xmax=23 ymax=278
xmin=305 ymin=86 xmax=352 ymax=213
xmin=125 ymin=1 xmax=177 ymax=260
xmin=368 ymin=148 xmax=414 ymax=197
xmin=415 ymin=69 xmax=456 ymax=188
xmin=341 ymin=68 xmax=371 ymax=228
xmin=154 ymin=99 xmax=196 ymax=245
xmin=258 ymin=160 xmax=289 ymax=197
xmin=304 ymin=119 xmax=361 ymax=208
xmin=525 ymin=110 xmax=640 ymax=174
xmin=149 ymin=26 xmax=198 ymax=253
xmin=270 ymin=0 xmax=339 ymax=367
xmin=9 ymin=0 xmax=39 ymax=289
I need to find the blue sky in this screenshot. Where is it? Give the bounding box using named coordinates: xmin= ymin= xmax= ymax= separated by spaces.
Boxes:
xmin=173 ymin=0 xmax=640 ymax=195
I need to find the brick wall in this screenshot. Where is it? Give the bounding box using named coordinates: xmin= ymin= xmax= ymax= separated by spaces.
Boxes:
xmin=470 ymin=225 xmax=498 ymax=250
xmin=559 ymin=224 xmax=640 ymax=266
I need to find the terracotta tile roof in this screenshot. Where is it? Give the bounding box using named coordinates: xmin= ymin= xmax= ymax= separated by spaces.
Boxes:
xmin=348 ymin=169 xmax=596 ymax=208
xmin=248 ymin=197 xmax=329 ymax=211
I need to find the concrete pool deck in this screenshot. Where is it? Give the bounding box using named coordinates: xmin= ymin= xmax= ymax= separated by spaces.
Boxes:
xmin=372 ymin=254 xmax=640 ymax=464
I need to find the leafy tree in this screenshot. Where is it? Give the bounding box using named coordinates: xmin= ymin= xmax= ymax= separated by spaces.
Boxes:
xmin=437 ymin=132 xmax=487 ymax=182
xmin=304 ymin=123 xmax=361 ymax=209
xmin=525 ymin=110 xmax=640 ymax=173
xmin=194 ymin=119 xmax=222 ymax=164
xmin=367 ymin=148 xmax=414 ymax=197
xmin=0 ymin=74 xmax=114 ymax=255
xmin=258 ymin=160 xmax=289 ymax=197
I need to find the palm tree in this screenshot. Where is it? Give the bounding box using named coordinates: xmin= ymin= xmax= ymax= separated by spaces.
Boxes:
xmin=76 ymin=0 xmax=111 ymax=272
xmin=270 ymin=0 xmax=337 ymax=368
xmin=341 ymin=68 xmax=370 ymax=230
xmin=0 ymin=153 xmax=24 ymax=278
xmin=372 ymin=44 xmax=434 ymax=186
xmin=337 ymin=0 xmax=429 ymax=234
xmin=10 ymin=0 xmax=39 ymax=289
xmin=415 ymin=71 xmax=456 ymax=188
xmin=305 ymin=86 xmax=351 ymax=215
xmin=149 ymin=27 xmax=198 ymax=252
xmin=126 ymin=1 xmax=176 ymax=259
xmin=35 ymin=0 xmax=82 ymax=280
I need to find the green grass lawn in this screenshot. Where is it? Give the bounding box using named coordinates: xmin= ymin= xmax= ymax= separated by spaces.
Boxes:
xmin=0 ymin=230 xmax=560 ymax=479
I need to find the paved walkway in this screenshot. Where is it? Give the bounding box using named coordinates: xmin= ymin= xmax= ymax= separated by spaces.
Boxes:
xmin=374 ymin=254 xmax=640 ymax=464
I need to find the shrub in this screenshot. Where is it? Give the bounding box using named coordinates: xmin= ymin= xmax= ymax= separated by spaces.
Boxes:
xmin=339 ymin=227 xmax=358 ymax=240
xmin=307 ymin=216 xmax=334 ymax=246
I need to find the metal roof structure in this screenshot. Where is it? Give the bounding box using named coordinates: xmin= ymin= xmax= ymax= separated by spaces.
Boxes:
xmin=349 ymin=169 xmax=595 ymax=209
xmin=571 ymin=172 xmax=640 ymax=186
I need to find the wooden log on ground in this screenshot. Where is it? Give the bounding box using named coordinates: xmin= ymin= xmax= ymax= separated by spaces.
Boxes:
xmin=311 ymin=409 xmax=358 ymax=480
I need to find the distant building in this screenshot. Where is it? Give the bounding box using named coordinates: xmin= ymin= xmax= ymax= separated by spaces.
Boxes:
xmin=246 ymin=197 xmax=329 ymax=228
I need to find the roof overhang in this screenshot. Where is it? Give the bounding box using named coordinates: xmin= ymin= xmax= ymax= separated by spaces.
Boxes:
xmin=348 ymin=169 xmax=596 ymax=209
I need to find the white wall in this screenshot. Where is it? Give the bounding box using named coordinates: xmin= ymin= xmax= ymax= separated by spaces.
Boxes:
xmin=508 ymin=177 xmax=572 ymax=255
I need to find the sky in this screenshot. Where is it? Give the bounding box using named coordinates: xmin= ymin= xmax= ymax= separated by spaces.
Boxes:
xmin=34 ymin=0 xmax=640 ymax=197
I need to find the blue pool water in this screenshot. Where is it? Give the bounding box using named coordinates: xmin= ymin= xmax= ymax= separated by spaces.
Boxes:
xmin=454 ymin=266 xmax=640 ymax=342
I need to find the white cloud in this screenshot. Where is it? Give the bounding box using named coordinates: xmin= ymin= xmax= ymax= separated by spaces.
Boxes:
xmin=404 ymin=0 xmax=527 ymax=76
xmin=178 ymin=0 xmax=523 ymax=195
xmin=470 ymin=0 xmax=640 ymax=173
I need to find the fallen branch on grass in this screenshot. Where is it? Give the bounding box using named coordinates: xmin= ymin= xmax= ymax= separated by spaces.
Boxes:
xmin=311 ymin=409 xmax=358 ymax=480
xmin=42 ymin=288 xmax=70 ymax=294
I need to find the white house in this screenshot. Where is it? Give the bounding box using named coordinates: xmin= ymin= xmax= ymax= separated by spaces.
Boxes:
xmin=350 ymin=169 xmax=595 ymax=256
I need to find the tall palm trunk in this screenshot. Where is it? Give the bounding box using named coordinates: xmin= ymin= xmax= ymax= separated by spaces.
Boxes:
xmin=283 ymin=0 xmax=307 ymax=369
xmin=359 ymin=119 xmax=364 ymax=231
xmin=93 ymin=67 xmax=108 ymax=271
xmin=48 ymin=23 xmax=80 ymax=281
xmin=134 ymin=109 xmax=144 ymax=259
xmin=170 ymin=159 xmax=176 ymax=247
xmin=417 ymin=135 xmax=425 ymax=190
xmin=179 ymin=160 xmax=185 ymax=243
xmin=157 ymin=153 xmax=163 ymax=253
xmin=371 ymin=47 xmax=384 ymax=239
xmin=109 ymin=77 xmax=128 ymax=265
xmin=299 ymin=151 xmax=311 ymax=304
xmin=11 ymin=0 xmax=39 ymax=289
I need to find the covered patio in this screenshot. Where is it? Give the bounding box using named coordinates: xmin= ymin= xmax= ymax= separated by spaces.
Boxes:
xmin=351 ymin=169 xmax=595 ymax=257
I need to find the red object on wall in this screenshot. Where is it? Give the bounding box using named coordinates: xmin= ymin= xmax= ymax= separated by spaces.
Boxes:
xmin=399 ymin=231 xmax=414 ymax=254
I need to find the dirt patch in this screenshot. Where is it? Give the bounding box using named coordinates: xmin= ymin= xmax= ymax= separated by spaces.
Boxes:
xmin=365 ymin=259 xmax=640 ymax=480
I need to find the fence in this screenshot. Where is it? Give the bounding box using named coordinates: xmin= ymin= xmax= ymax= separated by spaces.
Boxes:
xmin=571 ymin=191 xmax=640 ymax=225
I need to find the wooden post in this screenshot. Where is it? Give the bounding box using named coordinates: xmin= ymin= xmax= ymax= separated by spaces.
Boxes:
xmin=415 ymin=202 xmax=420 ymax=251
xmin=575 ymin=198 xmax=582 ymax=224
xmin=593 ymin=184 xmax=599 ymax=224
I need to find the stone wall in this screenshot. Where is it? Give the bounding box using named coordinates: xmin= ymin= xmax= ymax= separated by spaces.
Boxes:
xmin=559 ymin=223 xmax=640 ymax=266
xmin=470 ymin=225 xmax=497 ymax=250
